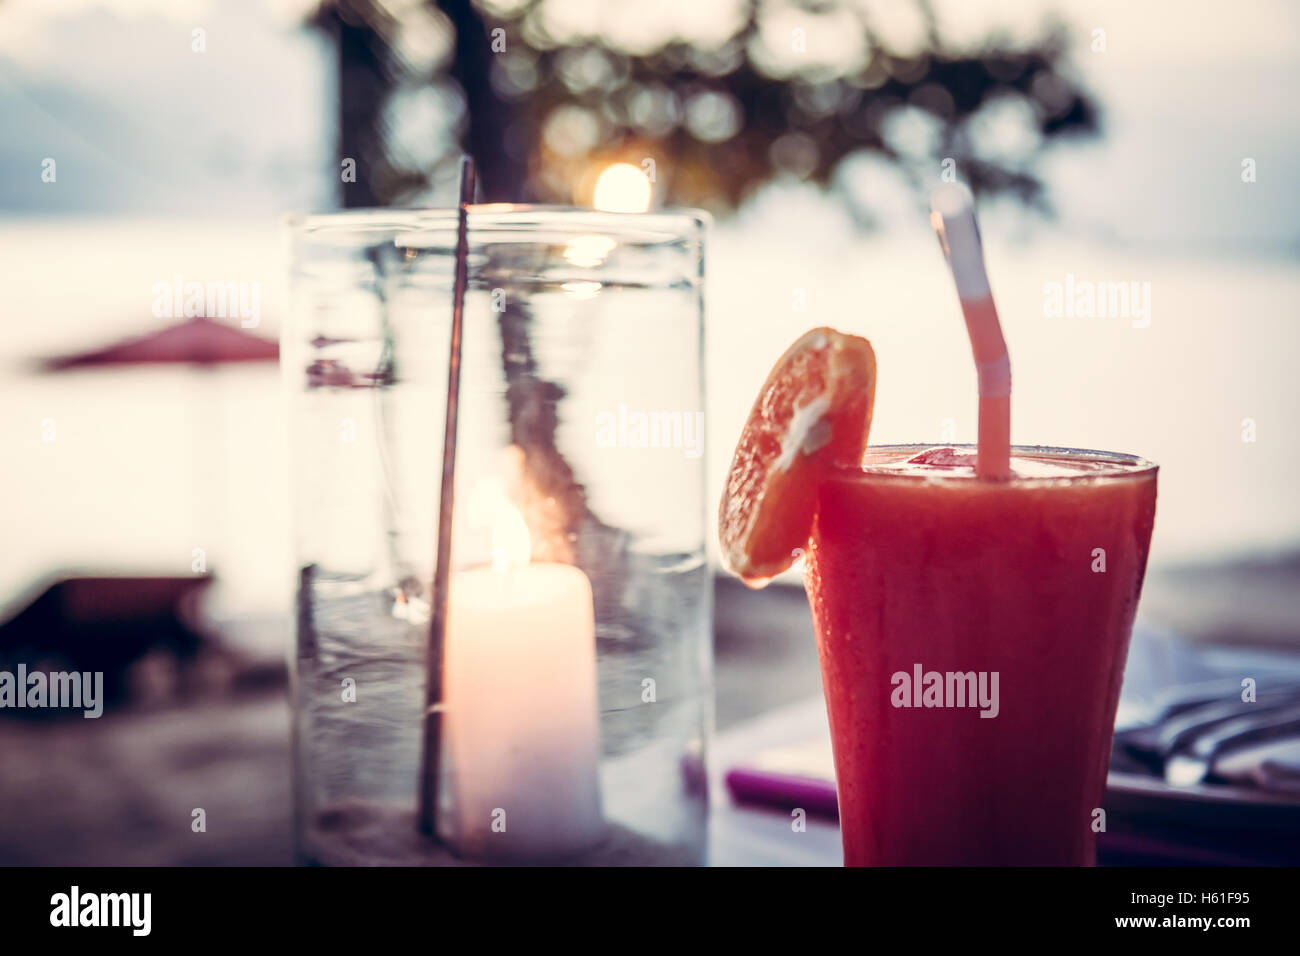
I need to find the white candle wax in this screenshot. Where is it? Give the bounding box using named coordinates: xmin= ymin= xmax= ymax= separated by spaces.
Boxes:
xmin=439 ymin=561 xmax=604 ymax=860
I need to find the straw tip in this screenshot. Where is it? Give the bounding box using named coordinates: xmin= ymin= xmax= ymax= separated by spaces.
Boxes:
xmin=457 ymin=155 xmax=478 ymax=206
xmin=929 ymin=182 xmax=991 ymax=302
xmin=930 ymin=182 xmax=975 ymax=220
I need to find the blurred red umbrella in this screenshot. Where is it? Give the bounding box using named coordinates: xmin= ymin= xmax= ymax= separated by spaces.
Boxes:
xmin=41 ymin=316 xmax=278 ymax=370
xmin=35 ymin=315 xmax=282 ymax=623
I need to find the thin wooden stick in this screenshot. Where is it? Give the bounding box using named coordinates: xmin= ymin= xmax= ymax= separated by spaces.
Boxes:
xmin=419 ymin=156 xmax=476 ymax=836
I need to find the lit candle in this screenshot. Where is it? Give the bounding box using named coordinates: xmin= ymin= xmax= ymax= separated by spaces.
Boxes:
xmin=438 ymin=497 xmax=604 ymax=860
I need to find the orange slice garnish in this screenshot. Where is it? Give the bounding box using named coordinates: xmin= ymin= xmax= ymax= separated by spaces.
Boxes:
xmin=719 ymin=327 xmax=876 ymax=587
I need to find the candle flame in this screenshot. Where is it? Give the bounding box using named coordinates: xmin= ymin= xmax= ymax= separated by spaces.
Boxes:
xmin=491 ymin=500 xmax=531 ymax=572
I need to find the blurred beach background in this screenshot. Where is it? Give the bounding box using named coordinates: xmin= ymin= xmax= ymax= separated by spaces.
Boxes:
xmin=3 ymin=0 xmax=1298 ymax=623
xmin=0 ymin=0 xmax=1298 ymax=864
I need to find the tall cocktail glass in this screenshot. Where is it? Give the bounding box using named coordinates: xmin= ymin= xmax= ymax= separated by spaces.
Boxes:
xmin=805 ymin=444 xmax=1157 ymax=866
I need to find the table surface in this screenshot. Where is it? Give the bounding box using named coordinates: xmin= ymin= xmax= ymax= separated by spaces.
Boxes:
xmin=1 ymin=570 xmax=1297 ymax=866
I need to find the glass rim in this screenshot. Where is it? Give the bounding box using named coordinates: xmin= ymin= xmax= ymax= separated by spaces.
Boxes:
xmin=836 ymin=443 xmax=1158 ymax=483
xmin=286 ymin=204 xmax=710 ymax=242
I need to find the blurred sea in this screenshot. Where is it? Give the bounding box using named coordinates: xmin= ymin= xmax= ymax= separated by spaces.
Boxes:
xmin=0 ymin=215 xmax=1297 ymax=623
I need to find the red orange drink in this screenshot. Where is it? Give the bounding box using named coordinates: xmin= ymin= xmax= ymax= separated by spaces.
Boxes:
xmin=720 ymin=187 xmax=1159 ymax=866
xmin=805 ymin=445 xmax=1157 ymax=865
xmin=718 ymin=334 xmax=1159 ymax=865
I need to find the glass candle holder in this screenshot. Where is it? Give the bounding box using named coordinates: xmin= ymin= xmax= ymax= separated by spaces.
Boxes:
xmin=285 ymin=207 xmax=711 ymax=865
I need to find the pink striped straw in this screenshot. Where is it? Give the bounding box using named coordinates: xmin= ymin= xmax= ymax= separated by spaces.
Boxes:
xmin=930 ymin=183 xmax=1011 ymax=478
